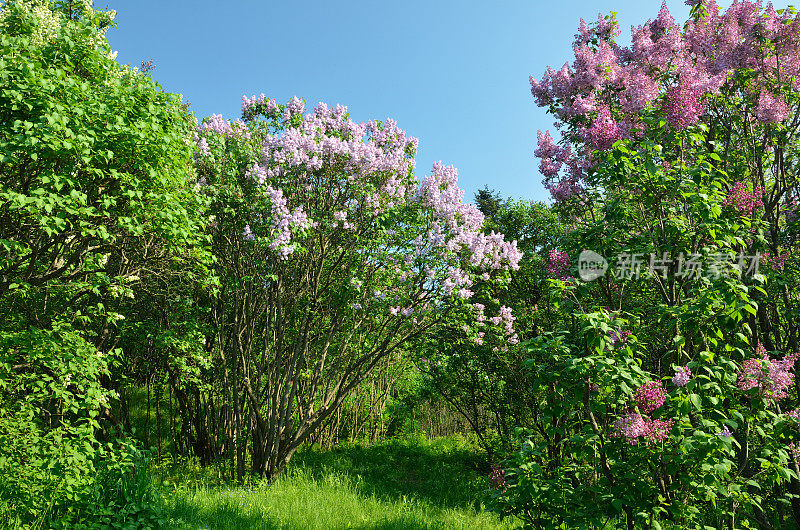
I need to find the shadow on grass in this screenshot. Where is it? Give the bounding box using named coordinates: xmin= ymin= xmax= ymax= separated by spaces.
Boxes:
xmin=169 ymin=495 xmax=462 ymax=530
xmin=167 ymin=495 xmax=280 ymax=530
xmin=288 ymin=435 xmax=491 ymax=510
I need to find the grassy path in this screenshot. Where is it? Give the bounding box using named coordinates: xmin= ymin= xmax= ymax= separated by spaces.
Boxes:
xmin=160 ymin=435 xmax=518 ymax=529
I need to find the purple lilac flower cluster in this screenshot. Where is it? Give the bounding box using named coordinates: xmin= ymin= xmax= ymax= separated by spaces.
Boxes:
xmin=262 ymin=186 xmax=310 ymax=259
xmin=198 ymin=114 xmax=251 ymax=140
xmin=635 ymin=381 xmax=667 ymax=413
xmin=762 ymin=251 xmax=790 ymax=271
xmin=671 ymin=366 xmax=692 ymax=387
xmin=241 ymin=93 xmax=279 ymax=120
xmin=723 ymin=182 xmax=764 ymax=216
xmin=547 ymin=249 xmax=570 ymax=280
xmin=613 ymin=380 xmax=674 ymax=445
xmin=663 ymin=84 xmax=705 ymax=129
xmin=530 ymin=1 xmax=800 ymax=202
xmin=756 ymin=91 xmax=790 ymax=123
xmin=200 ymin=96 xmax=523 ymax=334
xmin=489 ymin=464 xmax=507 ymax=489
xmin=613 ymin=410 xmax=674 ymax=445
xmin=737 ymin=344 xmax=799 ymax=400
xmin=585 ymin=105 xmax=622 ymax=150
xmin=535 ymin=130 xmax=585 ymax=202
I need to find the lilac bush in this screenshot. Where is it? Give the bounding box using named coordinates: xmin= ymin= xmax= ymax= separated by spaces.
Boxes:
xmin=490 ymin=2 xmax=800 ymax=528
xmin=190 ymin=95 xmax=521 ymax=479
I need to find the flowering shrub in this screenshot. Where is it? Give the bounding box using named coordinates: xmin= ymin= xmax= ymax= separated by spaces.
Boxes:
xmin=188 ymin=95 xmax=522 ymax=479
xmin=0 ymin=1 xmax=204 ymax=525
xmin=723 ymin=181 xmax=765 ymax=216
xmin=737 ymin=345 xmax=799 ymax=400
xmin=529 ymin=1 xmax=800 ymax=206
xmin=489 ymin=2 xmax=800 ymax=528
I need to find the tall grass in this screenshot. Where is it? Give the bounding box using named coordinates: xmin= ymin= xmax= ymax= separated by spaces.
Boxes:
xmin=161 ymin=434 xmax=518 ymax=529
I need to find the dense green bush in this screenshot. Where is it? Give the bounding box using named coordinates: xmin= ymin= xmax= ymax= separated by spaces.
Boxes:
xmin=0 ymin=0 xmax=205 ymax=526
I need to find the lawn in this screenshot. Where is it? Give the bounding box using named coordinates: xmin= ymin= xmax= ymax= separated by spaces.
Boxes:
xmin=158 ymin=435 xmax=518 ymax=530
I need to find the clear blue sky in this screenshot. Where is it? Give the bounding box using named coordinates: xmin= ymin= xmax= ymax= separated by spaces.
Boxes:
xmin=106 ymin=0 xmax=730 ymax=203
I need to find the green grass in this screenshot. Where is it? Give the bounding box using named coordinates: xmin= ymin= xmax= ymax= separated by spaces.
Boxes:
xmin=159 ymin=434 xmax=519 ymax=529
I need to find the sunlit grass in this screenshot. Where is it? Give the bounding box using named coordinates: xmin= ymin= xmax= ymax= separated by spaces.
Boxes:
xmin=161 ymin=435 xmax=519 ymax=529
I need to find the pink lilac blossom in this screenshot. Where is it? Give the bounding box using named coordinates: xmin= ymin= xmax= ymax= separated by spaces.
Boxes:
xmin=635 ymin=381 xmax=667 ymax=413
xmin=788 ymin=441 xmax=800 ymax=463
xmin=535 ymin=130 xmax=564 ymax=178
xmin=763 ymin=251 xmax=790 ymax=271
xmin=621 ymin=69 xmax=660 ymax=114
xmin=787 ymin=408 xmax=800 ymax=423
xmin=664 ymin=84 xmax=705 ymax=129
xmin=546 ymin=176 xmax=584 ymax=202
xmin=756 ymin=91 xmax=790 ymax=123
xmin=723 ymin=182 xmax=764 ymax=216
xmin=672 ymin=366 xmax=692 ymax=387
xmin=534 ymin=131 xmax=587 ymax=203
xmin=612 ymin=410 xmax=674 ymax=445
xmin=613 ymin=410 xmax=647 ymax=442
xmin=528 ymin=1 xmax=800 ymax=202
xmin=547 ymin=249 xmax=571 ymax=280
xmin=489 ymin=464 xmax=507 ymax=489
xmin=584 ymin=105 xmax=622 ymax=150
xmin=642 ymin=418 xmax=675 ymax=444
xmin=737 ymin=344 xmax=799 ymax=400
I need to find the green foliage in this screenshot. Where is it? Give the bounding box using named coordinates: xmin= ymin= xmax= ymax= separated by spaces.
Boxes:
xmin=0 ymin=326 xmax=108 ymax=526
xmin=0 ymin=1 xmax=206 ymax=526
xmin=0 ymin=326 xmax=167 ymax=528
xmin=488 ymin=132 xmax=800 ymax=527
xmin=416 ymin=196 xmax=567 ymax=454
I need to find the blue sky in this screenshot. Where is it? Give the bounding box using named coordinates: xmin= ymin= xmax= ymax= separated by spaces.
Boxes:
xmin=106 ymin=0 xmax=729 ymax=203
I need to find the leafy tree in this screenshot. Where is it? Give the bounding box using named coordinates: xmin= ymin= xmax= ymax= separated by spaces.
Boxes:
xmin=475 ymin=186 xmax=504 ymax=220
xmin=184 ymin=95 xmax=522 ymax=480
xmin=0 ymin=0 xmax=206 ymax=525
